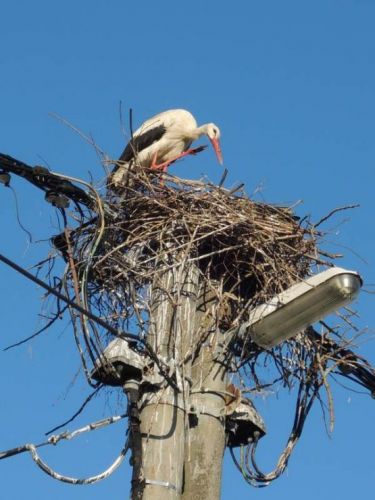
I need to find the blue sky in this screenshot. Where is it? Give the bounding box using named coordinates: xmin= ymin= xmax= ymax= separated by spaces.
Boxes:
xmin=1 ymin=1 xmax=375 ymax=499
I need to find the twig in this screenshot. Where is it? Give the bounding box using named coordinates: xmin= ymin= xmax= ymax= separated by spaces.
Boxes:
xmin=314 ymin=204 xmax=359 ymax=228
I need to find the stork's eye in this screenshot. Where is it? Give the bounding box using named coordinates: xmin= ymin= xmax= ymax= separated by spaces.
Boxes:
xmin=213 ymin=128 xmax=217 ymax=135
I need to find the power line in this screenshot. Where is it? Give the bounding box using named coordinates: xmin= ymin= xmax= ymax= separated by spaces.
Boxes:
xmin=0 ymin=251 xmax=139 ymax=343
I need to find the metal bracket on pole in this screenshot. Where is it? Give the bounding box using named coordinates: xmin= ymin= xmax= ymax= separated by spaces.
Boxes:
xmin=144 ymin=478 xmax=182 ymax=494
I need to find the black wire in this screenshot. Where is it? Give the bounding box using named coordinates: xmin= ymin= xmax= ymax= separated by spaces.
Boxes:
xmin=3 ymin=304 xmax=69 ymax=351
xmin=0 ymin=251 xmax=139 ymax=343
xmin=45 ymin=386 xmax=102 ymax=435
xmin=8 ymin=186 xmax=33 ymax=243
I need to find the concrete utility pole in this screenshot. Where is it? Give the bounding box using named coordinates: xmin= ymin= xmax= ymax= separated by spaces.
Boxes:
xmin=139 ymin=261 xmax=199 ymax=499
xmin=138 ymin=262 xmax=228 ymax=499
xmin=182 ymin=287 xmax=228 ymax=500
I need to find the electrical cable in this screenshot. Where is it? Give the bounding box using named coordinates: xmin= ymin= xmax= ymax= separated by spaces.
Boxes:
xmin=0 ymin=414 xmax=128 ymax=485
xmin=0 ymin=251 xmax=139 ymax=343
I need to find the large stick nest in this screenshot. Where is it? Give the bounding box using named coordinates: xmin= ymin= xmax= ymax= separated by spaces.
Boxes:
xmin=72 ymin=168 xmax=320 ymax=337
xmin=52 ymin=165 xmax=369 ymax=400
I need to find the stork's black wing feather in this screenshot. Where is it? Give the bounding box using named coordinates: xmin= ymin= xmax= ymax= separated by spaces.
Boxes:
xmin=118 ymin=124 xmax=167 ymax=163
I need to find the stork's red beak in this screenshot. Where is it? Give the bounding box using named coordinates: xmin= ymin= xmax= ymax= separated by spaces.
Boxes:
xmin=210 ymin=138 xmax=223 ymax=165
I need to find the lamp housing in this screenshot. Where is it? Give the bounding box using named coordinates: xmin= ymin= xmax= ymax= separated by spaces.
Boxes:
xmin=238 ymin=267 xmax=362 ymax=348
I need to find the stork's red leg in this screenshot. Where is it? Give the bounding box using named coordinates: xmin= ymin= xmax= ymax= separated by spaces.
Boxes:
xmin=150 ymin=152 xmax=172 ymax=173
xmin=150 ymin=146 xmax=207 ymax=173
xmin=150 ymin=152 xmax=159 ymax=169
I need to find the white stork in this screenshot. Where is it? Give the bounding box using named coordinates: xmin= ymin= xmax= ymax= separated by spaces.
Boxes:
xmin=110 ymin=109 xmax=223 ymax=187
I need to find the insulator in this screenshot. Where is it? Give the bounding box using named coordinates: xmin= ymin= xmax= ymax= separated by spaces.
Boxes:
xmin=33 ymin=165 xmax=50 ymax=182
xmin=33 ymin=165 xmax=50 ymax=175
xmin=91 ymin=338 xmax=144 ymax=386
xmin=0 ymin=171 xmax=11 ymax=187
xmin=45 ymin=191 xmax=70 ymax=209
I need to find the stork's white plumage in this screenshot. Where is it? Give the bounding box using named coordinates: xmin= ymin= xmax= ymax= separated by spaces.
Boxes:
xmin=110 ymin=109 xmax=223 ymax=187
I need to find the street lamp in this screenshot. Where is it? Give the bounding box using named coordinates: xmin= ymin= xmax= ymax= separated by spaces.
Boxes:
xmin=238 ymin=267 xmax=362 ymax=348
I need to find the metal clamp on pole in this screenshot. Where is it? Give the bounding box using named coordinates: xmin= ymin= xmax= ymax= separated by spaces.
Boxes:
xmin=144 ymin=478 xmax=182 ymax=494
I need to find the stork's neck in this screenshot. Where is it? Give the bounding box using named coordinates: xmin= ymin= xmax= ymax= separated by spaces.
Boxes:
xmin=190 ymin=123 xmax=210 ymax=140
